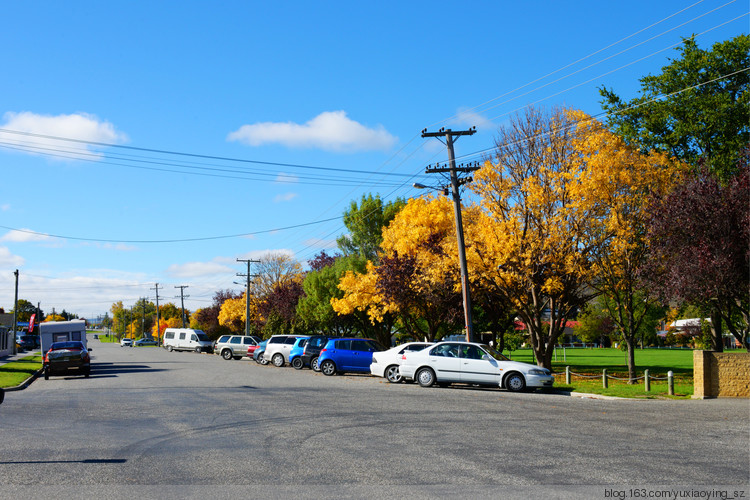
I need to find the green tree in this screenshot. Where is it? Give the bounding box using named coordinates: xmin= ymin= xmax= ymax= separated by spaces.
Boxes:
xmin=600 ymin=35 xmax=749 ymax=181
xmin=159 ymin=303 xmax=182 ymax=321
xmin=13 ymin=299 xmax=39 ymax=322
xmin=337 ymin=193 xmax=405 ymax=262
xmin=297 ymin=256 xmax=362 ymax=337
xmin=575 ymin=298 xmax=616 ymax=346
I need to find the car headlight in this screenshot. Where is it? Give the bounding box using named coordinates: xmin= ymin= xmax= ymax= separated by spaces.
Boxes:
xmin=528 ymin=369 xmax=550 ymax=376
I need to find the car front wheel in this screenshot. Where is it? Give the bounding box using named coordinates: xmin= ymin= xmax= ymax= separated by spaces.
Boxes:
xmin=195 ymin=347 xmax=202 ymax=353
xmin=43 ymin=366 xmax=49 ymax=380
xmin=416 ymin=367 xmax=436 ymax=387
xmin=505 ymin=372 xmax=526 ymax=392
xmin=321 ymin=360 xmax=337 ymax=376
xmin=385 ymin=365 xmax=402 ymax=383
xmin=311 ymin=356 xmax=320 ymax=372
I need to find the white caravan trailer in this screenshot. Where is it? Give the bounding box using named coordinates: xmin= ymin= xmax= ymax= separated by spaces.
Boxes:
xmin=39 ymin=320 xmax=87 ymax=354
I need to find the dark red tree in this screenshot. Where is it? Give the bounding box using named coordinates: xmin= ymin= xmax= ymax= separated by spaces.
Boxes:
xmin=643 ymin=156 xmax=749 ymax=351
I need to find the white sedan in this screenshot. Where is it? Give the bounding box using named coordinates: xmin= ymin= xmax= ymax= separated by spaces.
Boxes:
xmin=120 ymin=338 xmax=133 ymax=347
xmin=399 ymin=341 xmax=554 ymax=392
xmin=370 ymin=342 xmax=433 ymax=383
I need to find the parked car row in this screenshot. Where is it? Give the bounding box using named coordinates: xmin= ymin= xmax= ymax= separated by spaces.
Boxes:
xmin=245 ymin=335 xmax=555 ymax=393
xmin=160 ymin=329 xmax=554 ymax=393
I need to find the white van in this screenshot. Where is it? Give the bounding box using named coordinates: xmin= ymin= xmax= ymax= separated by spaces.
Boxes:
xmin=162 ymin=328 xmax=212 ymax=353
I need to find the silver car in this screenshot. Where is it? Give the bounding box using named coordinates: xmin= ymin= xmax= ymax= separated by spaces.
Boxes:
xmin=213 ymin=335 xmax=260 ymax=360
xmin=264 ymin=335 xmax=306 ymax=367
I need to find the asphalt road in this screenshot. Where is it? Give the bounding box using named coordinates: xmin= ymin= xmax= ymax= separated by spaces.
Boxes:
xmin=1 ymin=338 xmax=748 ymax=499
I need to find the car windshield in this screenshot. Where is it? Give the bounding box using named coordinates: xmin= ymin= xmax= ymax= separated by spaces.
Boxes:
xmin=50 ymin=341 xmax=84 ymax=351
xmin=195 ymin=333 xmax=210 ymax=341
xmin=480 ymin=345 xmax=510 ymax=362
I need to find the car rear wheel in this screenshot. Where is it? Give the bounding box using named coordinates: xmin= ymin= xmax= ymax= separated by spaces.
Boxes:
xmin=292 ymin=357 xmax=303 ymax=370
xmin=167 ymin=345 xmax=174 ymax=352
xmin=221 ymin=349 xmax=233 ymax=360
xmin=385 ymin=365 xmax=402 ymax=383
xmin=321 ymin=360 xmax=337 ymax=376
xmin=505 ymin=372 xmax=526 ymax=392
xmin=311 ymin=356 xmax=320 ymax=372
xmin=272 ymin=353 xmax=285 ymax=367
xmin=416 ymin=367 xmax=436 ymax=387
xmin=44 ymin=366 xmax=49 ymax=380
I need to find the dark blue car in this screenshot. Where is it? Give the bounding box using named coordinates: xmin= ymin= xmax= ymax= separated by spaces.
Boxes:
xmin=318 ymin=338 xmax=384 ymax=376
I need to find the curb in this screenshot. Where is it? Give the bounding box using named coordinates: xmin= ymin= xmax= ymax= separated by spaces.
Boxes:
xmin=568 ymin=391 xmax=630 ymax=400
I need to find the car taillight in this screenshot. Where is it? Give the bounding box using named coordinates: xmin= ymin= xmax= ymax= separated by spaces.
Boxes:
xmin=320 ymin=348 xmax=327 ymax=352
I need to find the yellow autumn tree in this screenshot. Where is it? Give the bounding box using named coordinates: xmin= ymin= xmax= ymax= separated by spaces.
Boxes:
xmin=469 ymin=106 xmax=609 ymax=369
xmin=568 ymin=108 xmax=684 ymax=381
xmin=218 ymin=292 xmax=262 ymax=333
xmin=334 ymin=195 xmax=468 ymax=341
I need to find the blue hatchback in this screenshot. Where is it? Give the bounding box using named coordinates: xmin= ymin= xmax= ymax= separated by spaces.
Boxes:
xmin=318 ymin=338 xmax=384 ymax=376
xmin=288 ymin=336 xmax=310 ymax=369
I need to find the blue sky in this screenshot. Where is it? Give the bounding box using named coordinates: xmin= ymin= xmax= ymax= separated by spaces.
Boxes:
xmin=0 ymin=0 xmax=747 ymax=320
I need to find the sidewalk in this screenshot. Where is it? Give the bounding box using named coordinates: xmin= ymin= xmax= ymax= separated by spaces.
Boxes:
xmin=0 ymin=349 xmax=40 ymax=366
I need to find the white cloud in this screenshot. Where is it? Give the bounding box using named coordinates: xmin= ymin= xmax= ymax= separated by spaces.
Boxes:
xmin=0 ymin=111 xmax=128 ymax=160
xmin=274 ymin=192 xmax=298 ymax=203
xmin=1 ymin=204 xmax=9 ymax=211
xmin=1 ymin=228 xmax=51 ymax=242
xmin=451 ymin=107 xmax=496 ymax=133
xmin=303 ymin=238 xmax=338 ymax=250
xmin=166 ymin=261 xmax=235 ymax=279
xmin=0 ymin=247 xmax=24 ymax=268
xmin=275 ymin=172 xmax=299 ymax=184
xmin=227 ymin=111 xmax=397 ymax=152
xmin=237 ymin=249 xmax=295 ymax=261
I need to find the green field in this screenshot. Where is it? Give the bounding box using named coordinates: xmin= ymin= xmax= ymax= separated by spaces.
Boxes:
xmin=502 ymin=347 xmax=703 ymax=399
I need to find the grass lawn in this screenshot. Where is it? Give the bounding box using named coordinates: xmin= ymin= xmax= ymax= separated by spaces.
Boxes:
xmin=502 ymin=347 xmax=700 ymax=399
xmin=95 ymin=334 xmax=118 ymax=343
xmin=0 ymin=355 xmax=43 ymax=388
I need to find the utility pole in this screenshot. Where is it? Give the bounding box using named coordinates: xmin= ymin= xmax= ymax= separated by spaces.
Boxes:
xmin=140 ymin=297 xmax=146 ymax=338
xmin=421 ymin=127 xmax=478 ymax=343
xmin=12 ymin=270 xmax=18 ymax=355
xmin=236 ymin=259 xmax=260 ymax=337
xmin=151 ymin=283 xmax=161 ymax=342
xmin=175 ymin=286 xmax=189 ymax=328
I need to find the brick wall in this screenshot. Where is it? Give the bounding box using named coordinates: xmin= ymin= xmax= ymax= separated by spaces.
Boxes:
xmin=693 ymin=350 xmax=750 ymax=398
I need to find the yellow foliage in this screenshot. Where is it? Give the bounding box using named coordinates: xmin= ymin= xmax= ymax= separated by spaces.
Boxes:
xmin=218 ymin=293 xmax=262 ymax=328
xmin=332 ymin=261 xmax=398 ymax=323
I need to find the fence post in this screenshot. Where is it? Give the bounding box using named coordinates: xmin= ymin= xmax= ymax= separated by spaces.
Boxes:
xmin=644 ymin=369 xmax=650 ymax=392
xmin=668 ymin=370 xmax=674 ymax=396
xmin=602 ymin=368 xmax=608 ymax=389
xmin=565 ymin=366 xmax=571 ymax=385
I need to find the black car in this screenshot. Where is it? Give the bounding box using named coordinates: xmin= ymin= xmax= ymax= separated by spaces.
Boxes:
xmin=43 ymin=341 xmax=91 ymax=379
xmin=18 ymin=335 xmax=38 ymax=351
xmin=296 ymin=335 xmax=335 ymax=372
